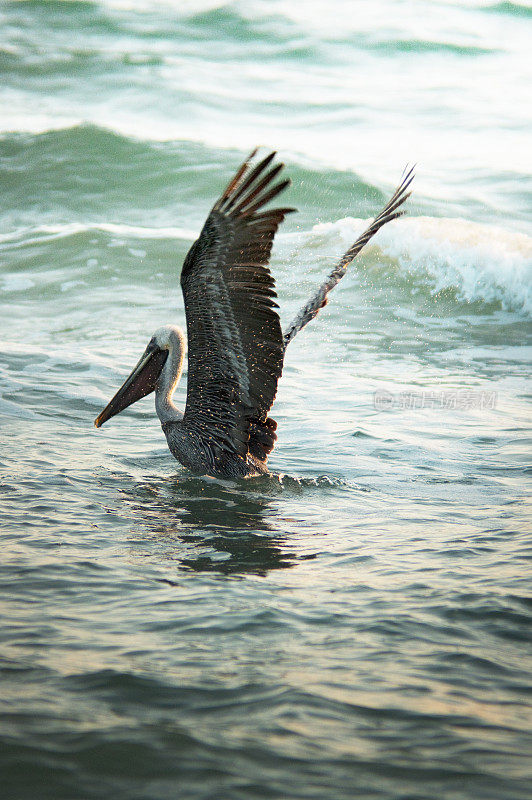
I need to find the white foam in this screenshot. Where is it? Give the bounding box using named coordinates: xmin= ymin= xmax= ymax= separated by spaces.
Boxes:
xmin=0 ymin=222 xmax=198 ymax=247
xmin=1 ymin=276 xmax=35 ymax=292
xmin=60 ymin=280 xmax=87 ymax=292
xmin=306 ymin=215 xmax=532 ymax=315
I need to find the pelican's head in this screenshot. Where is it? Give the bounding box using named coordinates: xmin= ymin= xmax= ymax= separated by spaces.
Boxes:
xmin=94 ymin=325 xmax=185 ymax=428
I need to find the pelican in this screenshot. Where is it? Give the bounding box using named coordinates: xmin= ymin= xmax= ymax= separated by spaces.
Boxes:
xmin=95 ymin=150 xmax=413 ymax=478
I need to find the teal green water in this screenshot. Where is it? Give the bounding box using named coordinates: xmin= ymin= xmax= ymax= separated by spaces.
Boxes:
xmin=1 ymin=2 xmax=531 ymax=799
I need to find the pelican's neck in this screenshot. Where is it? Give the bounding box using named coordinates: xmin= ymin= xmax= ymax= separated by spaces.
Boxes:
xmin=155 ymin=327 xmax=185 ymax=425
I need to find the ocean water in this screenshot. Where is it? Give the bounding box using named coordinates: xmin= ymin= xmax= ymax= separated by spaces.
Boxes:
xmin=1 ymin=1 xmax=531 ymax=798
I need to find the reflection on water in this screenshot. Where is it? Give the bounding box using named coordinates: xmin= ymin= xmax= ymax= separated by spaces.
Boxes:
xmin=120 ymin=474 xmax=307 ymax=576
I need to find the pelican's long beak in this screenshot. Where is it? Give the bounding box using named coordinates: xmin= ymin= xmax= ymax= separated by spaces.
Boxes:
xmin=94 ymin=343 xmax=168 ymax=428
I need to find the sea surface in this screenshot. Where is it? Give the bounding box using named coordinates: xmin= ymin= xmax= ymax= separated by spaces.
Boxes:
xmin=1 ymin=1 xmax=531 ymax=799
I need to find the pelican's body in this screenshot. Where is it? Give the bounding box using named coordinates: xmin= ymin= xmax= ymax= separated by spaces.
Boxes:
xmin=155 ymin=326 xmax=264 ymax=478
xmin=95 ymin=151 xmax=413 ymax=478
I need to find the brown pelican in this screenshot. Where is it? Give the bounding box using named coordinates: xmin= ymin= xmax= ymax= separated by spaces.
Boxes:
xmin=95 ymin=150 xmax=413 ymax=478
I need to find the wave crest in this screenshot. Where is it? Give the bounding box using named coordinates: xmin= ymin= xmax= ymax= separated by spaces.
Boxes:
xmin=309 ymin=215 xmax=532 ymax=315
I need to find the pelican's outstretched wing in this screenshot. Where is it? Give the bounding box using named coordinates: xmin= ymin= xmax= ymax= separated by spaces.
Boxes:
xmin=180 ymin=150 xmax=295 ymax=468
xmin=283 ymin=166 xmax=415 ymax=349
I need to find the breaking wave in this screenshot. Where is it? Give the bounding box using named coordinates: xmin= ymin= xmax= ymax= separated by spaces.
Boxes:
xmin=306 ymin=215 xmax=532 ymax=315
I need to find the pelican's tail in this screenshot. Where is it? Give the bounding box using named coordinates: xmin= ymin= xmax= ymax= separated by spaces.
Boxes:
xmin=282 ymin=166 xmax=415 ymax=350
xmin=248 ymin=416 xmax=278 ymax=462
